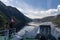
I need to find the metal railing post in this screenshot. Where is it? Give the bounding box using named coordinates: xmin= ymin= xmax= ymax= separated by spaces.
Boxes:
xmin=4 ymin=29 xmax=9 ymax=40
xmin=11 ymin=28 xmax=16 ymax=38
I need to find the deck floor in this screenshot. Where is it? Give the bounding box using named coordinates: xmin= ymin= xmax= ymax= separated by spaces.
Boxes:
xmin=0 ymin=36 xmax=12 ymax=40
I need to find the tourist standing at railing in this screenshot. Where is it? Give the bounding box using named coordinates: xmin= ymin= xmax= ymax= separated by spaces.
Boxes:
xmin=9 ymin=18 xmax=16 ymax=38
xmin=3 ymin=18 xmax=16 ymax=39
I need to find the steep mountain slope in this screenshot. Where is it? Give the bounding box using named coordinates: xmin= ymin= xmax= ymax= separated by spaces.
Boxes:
xmin=0 ymin=1 xmax=32 ymax=31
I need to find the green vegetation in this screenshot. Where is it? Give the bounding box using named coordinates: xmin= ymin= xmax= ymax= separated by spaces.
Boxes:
xmin=0 ymin=11 xmax=8 ymax=29
xmin=52 ymin=17 xmax=60 ymax=28
xmin=0 ymin=11 xmax=20 ymax=29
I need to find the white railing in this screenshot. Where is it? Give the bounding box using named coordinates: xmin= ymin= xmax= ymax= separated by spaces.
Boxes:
xmin=0 ymin=28 xmax=16 ymax=40
xmin=0 ymin=29 xmax=9 ymax=40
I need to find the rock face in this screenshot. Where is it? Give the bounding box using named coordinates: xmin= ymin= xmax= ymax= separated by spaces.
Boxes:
xmin=0 ymin=1 xmax=32 ymax=31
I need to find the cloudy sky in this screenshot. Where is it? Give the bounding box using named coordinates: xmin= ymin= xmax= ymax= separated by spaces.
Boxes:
xmin=0 ymin=0 xmax=60 ymax=19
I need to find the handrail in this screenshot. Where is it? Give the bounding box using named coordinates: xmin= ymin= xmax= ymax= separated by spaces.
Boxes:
xmin=0 ymin=28 xmax=16 ymax=40
xmin=0 ymin=29 xmax=9 ymax=32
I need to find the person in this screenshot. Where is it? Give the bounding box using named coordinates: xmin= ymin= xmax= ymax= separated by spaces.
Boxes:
xmin=9 ymin=18 xmax=16 ymax=38
xmin=4 ymin=23 xmax=9 ymax=40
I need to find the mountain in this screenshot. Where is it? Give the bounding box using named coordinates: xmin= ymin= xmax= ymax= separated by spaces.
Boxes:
xmin=33 ymin=14 xmax=60 ymax=27
xmin=41 ymin=15 xmax=60 ymax=27
xmin=41 ymin=16 xmax=55 ymax=22
xmin=33 ymin=16 xmax=55 ymax=22
xmin=51 ymin=15 xmax=60 ymax=27
xmin=0 ymin=1 xmax=32 ymax=31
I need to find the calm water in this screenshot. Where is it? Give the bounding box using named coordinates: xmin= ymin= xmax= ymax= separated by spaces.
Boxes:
xmin=12 ymin=22 xmax=40 ymax=40
xmin=12 ymin=22 xmax=60 ymax=40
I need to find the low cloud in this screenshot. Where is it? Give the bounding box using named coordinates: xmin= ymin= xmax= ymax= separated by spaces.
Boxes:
xmin=0 ymin=0 xmax=60 ymax=19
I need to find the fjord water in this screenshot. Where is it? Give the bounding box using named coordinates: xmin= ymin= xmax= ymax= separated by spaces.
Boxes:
xmin=12 ymin=22 xmax=60 ymax=40
xmin=12 ymin=22 xmax=40 ymax=40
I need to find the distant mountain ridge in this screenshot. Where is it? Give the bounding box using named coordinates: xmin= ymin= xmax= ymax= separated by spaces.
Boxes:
xmin=41 ymin=14 xmax=60 ymax=22
xmin=34 ymin=15 xmax=60 ymax=27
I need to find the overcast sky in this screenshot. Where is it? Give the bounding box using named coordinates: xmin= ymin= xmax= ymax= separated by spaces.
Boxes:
xmin=0 ymin=0 xmax=60 ymax=19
